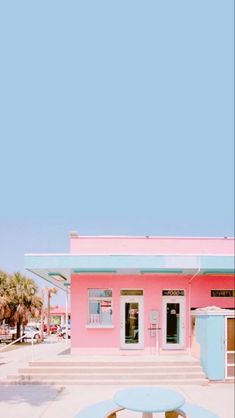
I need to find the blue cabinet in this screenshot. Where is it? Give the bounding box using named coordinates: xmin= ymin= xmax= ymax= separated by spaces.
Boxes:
xmin=195 ymin=314 xmax=225 ymax=380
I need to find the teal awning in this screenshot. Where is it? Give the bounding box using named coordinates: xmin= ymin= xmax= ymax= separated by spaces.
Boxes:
xmin=25 ymin=253 xmax=234 ymax=290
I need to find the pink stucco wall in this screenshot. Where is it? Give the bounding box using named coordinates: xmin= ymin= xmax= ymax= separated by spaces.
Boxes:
xmin=191 ymin=275 xmax=235 ymax=308
xmin=70 ymin=235 xmax=234 ymax=255
xmin=70 ymin=273 xmax=234 ymax=354
xmin=69 ymin=234 xmax=234 ymax=355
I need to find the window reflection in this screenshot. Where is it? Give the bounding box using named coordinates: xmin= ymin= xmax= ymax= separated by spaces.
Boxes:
xmin=166 ymin=303 xmax=180 ymax=344
xmin=125 ymin=302 xmax=139 ymax=344
xmin=88 ymin=289 xmax=112 ymax=325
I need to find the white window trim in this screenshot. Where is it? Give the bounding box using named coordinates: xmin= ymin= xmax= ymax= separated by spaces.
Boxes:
xmin=86 ymin=325 xmax=114 ymax=329
xmin=87 ymin=288 xmax=113 ymax=328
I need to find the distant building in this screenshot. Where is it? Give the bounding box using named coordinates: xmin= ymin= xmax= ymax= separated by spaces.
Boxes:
xmin=50 ymin=306 xmax=71 ymax=327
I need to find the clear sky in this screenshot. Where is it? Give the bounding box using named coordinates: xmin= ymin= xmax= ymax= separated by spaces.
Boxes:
xmin=0 ymin=1 xmax=234 ymax=306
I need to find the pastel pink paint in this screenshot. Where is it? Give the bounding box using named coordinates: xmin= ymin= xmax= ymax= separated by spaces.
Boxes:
xmin=70 ymin=235 xmax=234 ymax=255
xmin=69 ymin=235 xmax=235 ymax=355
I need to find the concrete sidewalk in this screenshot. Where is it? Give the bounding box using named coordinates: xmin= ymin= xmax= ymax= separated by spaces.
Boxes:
xmin=0 ymin=336 xmax=68 ymax=380
xmin=0 ymin=340 xmax=234 ymax=418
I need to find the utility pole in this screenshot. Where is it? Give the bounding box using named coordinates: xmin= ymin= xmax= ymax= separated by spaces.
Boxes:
xmin=65 ymin=288 xmax=70 ymax=344
xmin=47 ymin=288 xmax=51 ymax=336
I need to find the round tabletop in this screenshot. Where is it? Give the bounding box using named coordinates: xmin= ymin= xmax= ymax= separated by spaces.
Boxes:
xmin=113 ymin=386 xmax=185 ymax=413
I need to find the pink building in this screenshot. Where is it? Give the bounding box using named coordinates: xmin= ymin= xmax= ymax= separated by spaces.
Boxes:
xmin=25 ymin=233 xmax=234 ymax=356
xmin=50 ymin=306 xmax=71 ymax=327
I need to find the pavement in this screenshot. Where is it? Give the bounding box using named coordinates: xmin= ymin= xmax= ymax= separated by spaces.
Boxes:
xmin=0 ymin=338 xmax=234 ymax=418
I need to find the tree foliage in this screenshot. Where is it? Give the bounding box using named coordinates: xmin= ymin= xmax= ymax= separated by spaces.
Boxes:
xmin=0 ymin=271 xmax=11 ymax=320
xmin=0 ymin=271 xmax=43 ymax=339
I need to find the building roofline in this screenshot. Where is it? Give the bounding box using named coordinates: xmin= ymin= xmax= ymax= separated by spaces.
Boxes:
xmin=70 ymin=235 xmax=234 ymax=240
xmin=24 ymin=252 xmax=234 ymax=257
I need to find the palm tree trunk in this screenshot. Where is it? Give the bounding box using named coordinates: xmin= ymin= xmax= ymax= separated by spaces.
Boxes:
xmin=47 ymin=289 xmax=51 ymax=335
xmin=16 ymin=322 xmax=21 ymax=340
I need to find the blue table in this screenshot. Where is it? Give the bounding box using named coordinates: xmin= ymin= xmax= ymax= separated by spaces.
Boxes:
xmin=113 ymin=386 xmax=185 ymax=418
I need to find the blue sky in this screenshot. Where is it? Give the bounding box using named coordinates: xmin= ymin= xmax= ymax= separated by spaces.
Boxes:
xmin=0 ymin=1 xmax=234 ymax=305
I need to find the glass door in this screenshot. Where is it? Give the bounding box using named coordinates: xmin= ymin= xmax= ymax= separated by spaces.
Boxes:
xmin=162 ymin=295 xmax=185 ymax=349
xmin=120 ymin=295 xmax=144 ymax=349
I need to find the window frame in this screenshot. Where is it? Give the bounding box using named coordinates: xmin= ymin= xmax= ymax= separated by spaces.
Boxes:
xmin=86 ymin=288 xmax=114 ymax=328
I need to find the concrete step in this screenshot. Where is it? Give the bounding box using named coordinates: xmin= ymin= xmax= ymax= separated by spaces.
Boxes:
xmin=3 ymin=357 xmax=208 ymax=386
xmin=0 ymin=379 xmax=209 ymax=386
xmin=28 ymin=360 xmax=201 ymax=367
xmin=18 ymin=366 xmax=203 ymax=374
xmin=7 ymin=372 xmax=206 ymax=380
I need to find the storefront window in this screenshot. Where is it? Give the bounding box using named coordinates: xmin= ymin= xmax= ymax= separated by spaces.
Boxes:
xmin=88 ymin=289 xmax=112 ymax=326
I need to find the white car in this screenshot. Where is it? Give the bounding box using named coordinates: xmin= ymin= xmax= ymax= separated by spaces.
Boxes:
xmin=23 ymin=326 xmax=41 ymax=341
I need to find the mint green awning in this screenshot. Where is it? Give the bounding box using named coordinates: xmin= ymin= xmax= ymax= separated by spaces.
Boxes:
xmin=25 ymin=253 xmax=234 ymax=290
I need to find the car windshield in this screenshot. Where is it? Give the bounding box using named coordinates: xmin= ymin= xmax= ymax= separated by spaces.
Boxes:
xmin=25 ymin=327 xmax=36 ymax=332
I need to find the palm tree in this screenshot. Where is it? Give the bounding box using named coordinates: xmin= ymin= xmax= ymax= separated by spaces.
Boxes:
xmin=8 ymin=272 xmax=43 ymax=339
xmin=0 ymin=271 xmax=11 ymax=323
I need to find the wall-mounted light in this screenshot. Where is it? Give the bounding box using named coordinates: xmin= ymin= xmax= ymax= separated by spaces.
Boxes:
xmin=140 ymin=269 xmax=183 ymax=274
xmin=48 ymin=272 xmax=67 ymax=282
xmin=203 ymin=270 xmax=234 ymax=276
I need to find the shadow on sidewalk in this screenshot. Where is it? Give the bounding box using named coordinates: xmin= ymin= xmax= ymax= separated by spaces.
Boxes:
xmin=58 ymin=347 xmax=71 ymax=355
xmin=0 ymin=384 xmax=63 ymax=406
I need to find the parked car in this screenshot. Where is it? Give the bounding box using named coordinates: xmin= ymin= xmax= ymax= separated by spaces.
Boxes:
xmin=49 ymin=324 xmax=58 ymax=334
xmin=0 ymin=326 xmax=12 ymax=343
xmin=23 ymin=326 xmax=41 ymax=341
xmin=58 ymin=326 xmax=71 ymax=339
xmin=9 ymin=327 xmax=16 ymax=336
xmin=43 ymin=324 xmax=58 ymax=334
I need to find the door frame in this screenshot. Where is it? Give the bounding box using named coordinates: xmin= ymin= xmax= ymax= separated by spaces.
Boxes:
xmin=225 ymin=316 xmax=235 ymax=380
xmin=120 ymin=293 xmax=144 ymax=349
xmin=162 ymin=293 xmax=186 ymax=349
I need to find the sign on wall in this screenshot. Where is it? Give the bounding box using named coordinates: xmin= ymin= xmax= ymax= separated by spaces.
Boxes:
xmin=162 ymin=290 xmax=185 ymax=296
xmin=211 ymin=290 xmax=235 ymax=297
xmin=120 ymin=290 xmax=144 ymax=296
